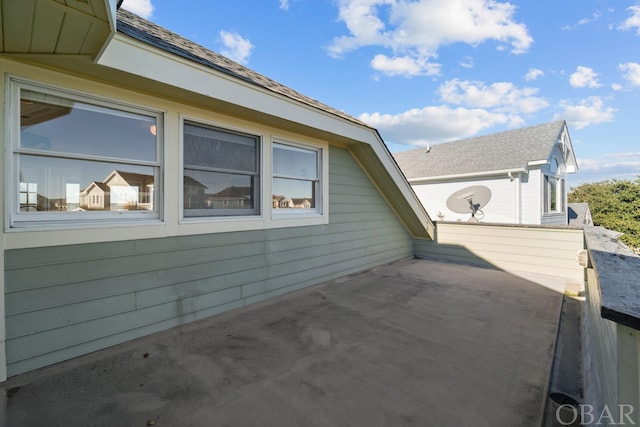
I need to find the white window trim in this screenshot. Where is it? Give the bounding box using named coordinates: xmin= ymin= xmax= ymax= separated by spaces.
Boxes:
xmin=181 ymin=119 xmax=261 ymax=217
xmin=2 ymin=75 xmax=330 ymax=245
xmin=178 ymin=115 xmax=268 ymax=233
xmin=543 ymin=174 xmax=565 ymax=215
xmin=270 ymin=137 xmax=329 ymax=228
xmin=5 ymin=77 xmax=165 ymax=231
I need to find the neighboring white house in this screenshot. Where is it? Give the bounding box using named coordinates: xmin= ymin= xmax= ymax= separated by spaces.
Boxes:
xmin=394 ymin=121 xmax=578 ymax=225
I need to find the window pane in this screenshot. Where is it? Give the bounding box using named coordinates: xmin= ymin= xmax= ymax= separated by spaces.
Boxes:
xmin=273 ymin=144 xmax=317 ymax=178
xmin=272 ymin=177 xmax=315 ymax=209
xmin=184 ymin=123 xmax=257 ymax=172
xmin=19 ymin=155 xmax=156 ymax=212
xmin=550 ymin=178 xmax=557 ymax=212
xmin=184 ymin=169 xmax=256 ymax=216
xmin=20 ymin=90 xmax=157 ymax=162
xmin=559 ymin=179 xmax=565 ymax=212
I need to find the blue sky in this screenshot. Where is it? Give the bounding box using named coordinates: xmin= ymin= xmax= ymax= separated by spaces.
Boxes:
xmin=121 ymin=0 xmax=640 ymax=188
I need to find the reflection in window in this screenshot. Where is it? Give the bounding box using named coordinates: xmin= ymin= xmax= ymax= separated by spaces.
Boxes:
xmin=20 ymin=155 xmax=155 ymax=212
xmin=14 ymin=83 xmax=161 ymax=222
xmin=19 ymin=182 xmax=38 ymax=211
xmin=20 ymin=90 xmax=156 ymax=161
xmin=272 ymin=143 xmax=320 ymax=211
xmin=183 ymin=122 xmax=259 ymax=217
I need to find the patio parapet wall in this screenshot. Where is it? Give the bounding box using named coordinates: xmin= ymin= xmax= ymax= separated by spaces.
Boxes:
xmin=414 ymin=221 xmax=585 ymax=288
xmin=583 ymin=226 xmax=640 ymax=425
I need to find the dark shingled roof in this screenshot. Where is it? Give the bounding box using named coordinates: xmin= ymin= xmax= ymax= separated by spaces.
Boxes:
xmin=116 ymin=9 xmax=368 ymax=128
xmin=394 ymin=121 xmax=567 ymax=180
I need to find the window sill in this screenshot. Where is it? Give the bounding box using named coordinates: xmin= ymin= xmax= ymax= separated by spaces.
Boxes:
xmin=270 ymin=213 xmax=327 ymax=228
xmin=3 ymin=220 xmax=169 ymax=250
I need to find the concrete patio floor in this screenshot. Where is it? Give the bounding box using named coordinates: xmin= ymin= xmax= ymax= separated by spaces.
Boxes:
xmin=2 ymin=257 xmax=564 ymax=427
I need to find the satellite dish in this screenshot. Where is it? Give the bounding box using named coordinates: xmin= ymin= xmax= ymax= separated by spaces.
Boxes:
xmin=446 ymin=185 xmax=492 ymax=223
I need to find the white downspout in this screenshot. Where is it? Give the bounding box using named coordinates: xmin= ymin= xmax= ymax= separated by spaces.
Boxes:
xmin=508 ymin=172 xmax=521 ymax=224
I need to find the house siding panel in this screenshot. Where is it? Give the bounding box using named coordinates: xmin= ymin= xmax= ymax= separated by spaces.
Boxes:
xmin=415 ymin=222 xmax=584 ymax=283
xmin=4 ymin=146 xmax=413 ymax=376
xmin=521 ymin=169 xmax=543 ymax=225
xmin=542 ymin=213 xmax=567 ymax=226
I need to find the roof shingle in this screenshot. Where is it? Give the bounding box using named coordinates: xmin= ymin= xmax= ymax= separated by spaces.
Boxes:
xmin=393 ymin=121 xmax=566 ymax=180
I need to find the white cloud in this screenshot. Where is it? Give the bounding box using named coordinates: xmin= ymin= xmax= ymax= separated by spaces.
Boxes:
xmin=359 ymin=106 xmax=517 ymax=145
xmin=459 ymin=56 xmax=474 ymax=68
xmin=328 ymin=0 xmax=532 ymax=77
xmin=524 ymin=68 xmax=544 ymax=81
xmin=562 ymin=11 xmax=601 ymax=30
xmin=574 ymin=155 xmax=640 ymax=184
xmin=619 ymin=5 xmax=640 ymax=35
xmin=371 ymin=54 xmax=441 ymax=77
xmin=554 ymin=96 xmax=615 ymax=129
xmin=573 ymin=147 xmax=640 ymax=184
xmin=578 ymin=11 xmax=601 ymax=26
xmin=280 ymin=0 xmax=289 ymax=11
xmin=120 ymin=0 xmax=154 ymax=19
xmin=569 ymin=66 xmax=601 ymax=88
xmin=612 ymin=83 xmax=623 ymax=91
xmin=438 ymin=79 xmax=548 ymax=113
xmin=219 ymin=31 xmax=254 ymax=65
xmin=619 ymin=62 xmax=640 ymax=86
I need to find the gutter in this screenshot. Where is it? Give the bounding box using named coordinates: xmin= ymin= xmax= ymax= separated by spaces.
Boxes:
xmin=408 ymin=167 xmax=527 ymax=184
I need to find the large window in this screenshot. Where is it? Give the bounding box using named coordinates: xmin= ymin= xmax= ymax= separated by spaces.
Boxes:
xmin=11 ymin=82 xmax=162 ymax=227
xmin=272 ymin=142 xmax=321 ymax=214
xmin=183 ymin=122 xmax=260 ymax=217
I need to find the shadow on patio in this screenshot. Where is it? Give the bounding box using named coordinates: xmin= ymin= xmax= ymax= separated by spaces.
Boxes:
xmin=3 ymin=256 xmax=565 ymax=427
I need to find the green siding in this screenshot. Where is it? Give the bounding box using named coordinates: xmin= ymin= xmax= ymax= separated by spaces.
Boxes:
xmin=4 ymin=146 xmax=413 ymax=376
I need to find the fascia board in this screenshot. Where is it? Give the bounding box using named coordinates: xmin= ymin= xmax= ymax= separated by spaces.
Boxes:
xmin=527 ymin=159 xmax=548 ymax=167
xmin=97 ymin=35 xmax=369 ymax=142
xmin=366 ymin=134 xmax=435 ymax=238
xmin=94 ymin=0 xmax=119 ymax=61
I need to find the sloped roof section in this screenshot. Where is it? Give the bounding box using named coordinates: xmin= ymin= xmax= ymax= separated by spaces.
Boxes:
xmin=394 ymin=121 xmax=567 ymax=180
xmin=108 ymin=9 xmax=433 ymax=239
xmin=116 ymin=9 xmax=367 ymax=128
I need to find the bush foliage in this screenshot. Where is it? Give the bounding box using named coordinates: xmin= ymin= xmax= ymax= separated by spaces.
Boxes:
xmin=568 ymin=178 xmax=640 ymax=251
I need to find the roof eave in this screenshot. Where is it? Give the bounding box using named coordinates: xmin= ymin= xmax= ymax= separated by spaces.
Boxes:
xmin=408 ymin=167 xmax=528 ymax=184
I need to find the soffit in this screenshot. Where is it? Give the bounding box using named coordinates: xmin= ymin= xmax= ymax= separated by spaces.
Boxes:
xmin=0 ymin=0 xmax=114 ymax=57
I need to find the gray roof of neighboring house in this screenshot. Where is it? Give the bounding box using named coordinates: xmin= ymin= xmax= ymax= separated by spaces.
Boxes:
xmin=568 ymin=202 xmax=593 ymax=227
xmin=393 ymin=121 xmax=567 ymax=180
xmin=116 ymin=9 xmax=367 ymax=128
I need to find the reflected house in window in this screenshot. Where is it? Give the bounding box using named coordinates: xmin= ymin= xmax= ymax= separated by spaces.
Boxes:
xmin=80 ymin=170 xmax=154 ymax=211
xmin=79 ymin=182 xmax=110 ymax=210
xmin=183 ymin=176 xmax=207 ymax=209
xmin=209 ymin=186 xmax=252 ymax=209
xmin=273 ymin=195 xmax=312 ymax=209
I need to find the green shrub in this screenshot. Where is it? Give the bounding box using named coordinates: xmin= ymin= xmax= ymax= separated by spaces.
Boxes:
xmin=569 ymin=178 xmax=640 ymax=251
